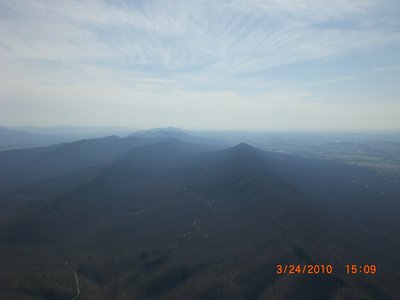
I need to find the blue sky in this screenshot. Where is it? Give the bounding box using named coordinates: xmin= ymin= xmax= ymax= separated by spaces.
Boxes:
xmin=0 ymin=0 xmax=399 ymax=130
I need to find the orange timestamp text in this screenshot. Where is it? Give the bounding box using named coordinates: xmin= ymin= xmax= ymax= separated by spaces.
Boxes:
xmin=276 ymin=264 xmax=377 ymax=275
xmin=276 ymin=264 xmax=333 ymax=275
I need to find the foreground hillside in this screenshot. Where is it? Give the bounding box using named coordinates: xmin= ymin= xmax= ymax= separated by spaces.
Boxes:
xmin=0 ymin=135 xmax=399 ymax=299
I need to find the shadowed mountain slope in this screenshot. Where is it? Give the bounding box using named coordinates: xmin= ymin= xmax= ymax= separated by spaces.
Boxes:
xmin=0 ymin=135 xmax=162 ymax=192
xmin=0 ymin=140 xmax=398 ymax=299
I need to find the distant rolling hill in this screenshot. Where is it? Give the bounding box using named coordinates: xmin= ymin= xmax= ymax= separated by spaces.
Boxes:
xmin=0 ymin=127 xmax=54 ymax=151
xmin=0 ymin=134 xmax=197 ymax=192
xmin=0 ymin=136 xmax=399 ymax=299
xmin=0 ymin=126 xmax=135 ymax=151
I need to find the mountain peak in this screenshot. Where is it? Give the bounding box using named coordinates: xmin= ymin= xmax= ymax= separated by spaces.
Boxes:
xmin=207 ymin=142 xmax=264 ymax=168
xmin=230 ymin=142 xmax=258 ymax=154
xmin=235 ymin=142 xmax=253 ymax=149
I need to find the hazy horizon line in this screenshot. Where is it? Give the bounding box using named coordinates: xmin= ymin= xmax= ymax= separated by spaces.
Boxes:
xmin=1 ymin=124 xmax=400 ymax=133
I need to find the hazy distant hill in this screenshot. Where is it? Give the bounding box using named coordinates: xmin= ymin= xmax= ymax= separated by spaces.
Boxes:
xmin=0 ymin=136 xmax=399 ymax=299
xmin=0 ymin=127 xmax=50 ymax=150
xmin=0 ymin=135 xmax=157 ymax=191
xmin=130 ymin=127 xmax=222 ymax=145
xmin=0 ymin=126 xmax=134 ymax=151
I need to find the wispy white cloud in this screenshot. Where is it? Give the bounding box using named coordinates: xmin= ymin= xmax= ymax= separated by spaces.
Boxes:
xmin=2 ymin=0 xmax=399 ymax=71
xmin=297 ymin=64 xmax=400 ymax=88
xmin=0 ymin=0 xmax=399 ymax=128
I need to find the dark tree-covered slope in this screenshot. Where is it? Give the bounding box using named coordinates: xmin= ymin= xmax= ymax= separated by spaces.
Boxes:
xmin=0 ymin=138 xmax=398 ymax=299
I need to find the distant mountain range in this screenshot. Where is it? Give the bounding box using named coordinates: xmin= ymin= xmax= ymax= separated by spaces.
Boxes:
xmin=0 ymin=126 xmax=135 ymax=150
xmin=0 ymin=130 xmax=399 ymax=299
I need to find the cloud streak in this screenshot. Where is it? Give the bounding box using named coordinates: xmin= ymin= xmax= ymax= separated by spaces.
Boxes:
xmin=0 ymin=0 xmax=399 ymax=129
xmin=2 ymin=1 xmax=399 ymax=71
